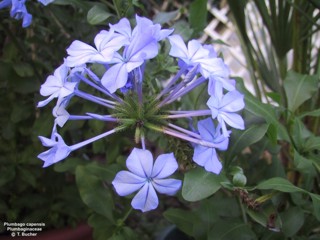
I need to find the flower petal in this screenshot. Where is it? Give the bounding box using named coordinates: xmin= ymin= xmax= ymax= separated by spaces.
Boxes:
xmin=101 ymin=63 xmax=128 ymax=93
xmin=131 ymin=183 xmax=158 ymax=212
xmin=126 ymin=148 xmax=153 ymax=178
xmin=197 ymin=118 xmax=215 ymax=142
xmin=112 ymin=171 xmax=146 ymax=196
xmin=168 ymin=35 xmax=188 ymax=60
xmin=151 ymin=153 xmax=178 ymax=178
xmin=220 ymin=91 xmax=245 ymax=112
xmin=65 ymin=40 xmax=99 ymax=67
xmin=220 ymin=112 xmax=245 ymax=130
xmin=152 ymin=179 xmax=182 ymax=195
xmin=193 ymin=146 xmax=222 ymax=174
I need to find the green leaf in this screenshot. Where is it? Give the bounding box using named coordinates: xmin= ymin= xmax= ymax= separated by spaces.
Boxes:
xmin=241 ymin=85 xmax=290 ymax=141
xmin=310 ymin=193 xmax=320 ymax=220
xmin=182 ymin=167 xmax=224 ymax=201
xmin=226 ymin=124 xmax=269 ymax=161
xmin=153 ymin=10 xmax=179 ymax=24
xmin=208 ymin=220 xmax=256 ymax=240
xmin=291 ymin=117 xmax=312 ymax=150
xmin=163 ymin=208 xmax=200 ymax=236
xmin=284 ymin=71 xmax=318 ymax=112
xmin=87 ymin=5 xmax=113 ymax=25
xmin=246 ymin=204 xmax=281 ymax=231
xmin=113 ymin=0 xmax=133 ymax=18
xmin=12 ymin=62 xmax=34 ymax=77
xmin=88 ymin=213 xmax=114 ymax=240
xmin=189 ymin=0 xmax=207 ymax=37
xmin=256 ymin=177 xmax=304 ymax=193
xmin=299 ymin=108 xmax=320 ymax=118
xmin=75 ymin=165 xmax=114 ymax=222
xmin=304 ymin=136 xmax=320 ymax=152
xmin=280 ymin=207 xmax=304 ymax=237
xmin=293 ymin=150 xmax=316 ymax=175
xmin=256 ymin=177 xmax=320 ymax=221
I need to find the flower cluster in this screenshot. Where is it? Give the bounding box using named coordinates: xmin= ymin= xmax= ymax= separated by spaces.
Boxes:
xmin=0 ymin=0 xmax=53 ymax=28
xmin=37 ymin=15 xmax=245 ymax=212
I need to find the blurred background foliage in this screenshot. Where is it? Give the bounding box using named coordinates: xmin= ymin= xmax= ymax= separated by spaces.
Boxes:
xmin=0 ymin=0 xmax=320 ymax=239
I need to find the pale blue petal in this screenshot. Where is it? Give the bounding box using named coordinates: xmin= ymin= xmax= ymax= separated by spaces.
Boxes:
xmin=125 ymin=148 xmax=153 ymax=178
xmin=125 ymin=27 xmax=158 ymax=61
xmin=197 ymin=118 xmax=215 ymax=141
xmin=187 ymin=40 xmax=207 ymax=61
xmin=220 ymin=91 xmax=245 ymax=112
xmin=110 ymin=18 xmax=132 ymax=39
xmin=193 ymin=146 xmax=222 ymax=174
xmin=220 ymin=112 xmax=245 ymax=130
xmin=112 ymin=171 xmax=146 ymax=196
xmin=37 ymin=94 xmax=57 ymax=108
xmin=101 ymin=63 xmax=128 ymax=93
xmin=22 ymin=12 xmax=32 ymax=28
xmin=38 ymin=136 xmax=56 ymax=147
xmin=131 ymin=183 xmax=159 ymax=212
xmin=206 ymin=96 xmax=219 ymax=119
xmin=168 ymin=35 xmax=188 ymax=60
xmin=37 ymin=133 xmax=71 ymax=167
xmin=151 ymin=153 xmax=178 ymax=179
xmin=152 ymin=179 xmax=181 ymax=195
xmin=66 ymin=40 xmax=98 ymax=67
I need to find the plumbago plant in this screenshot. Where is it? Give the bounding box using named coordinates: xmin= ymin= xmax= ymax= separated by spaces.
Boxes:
xmin=4 ymin=0 xmax=318 ymax=239
xmin=36 ymin=14 xmax=247 ymax=238
xmin=36 ymin=5 xmax=320 ymax=239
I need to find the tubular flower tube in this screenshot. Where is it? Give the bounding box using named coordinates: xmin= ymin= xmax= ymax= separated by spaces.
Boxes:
xmin=38 ymin=15 xmax=245 ymax=212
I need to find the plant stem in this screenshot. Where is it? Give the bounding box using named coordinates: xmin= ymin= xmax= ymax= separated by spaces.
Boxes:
xmin=238 ymin=196 xmax=248 ymax=224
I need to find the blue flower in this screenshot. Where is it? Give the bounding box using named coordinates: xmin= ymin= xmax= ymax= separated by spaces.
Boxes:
xmin=112 ymin=148 xmax=182 ymax=212
xmin=37 ymin=63 xmax=78 ymax=107
xmin=10 ymin=0 xmax=32 ymax=28
xmin=0 ymin=0 xmax=52 ymax=27
xmin=207 ymin=90 xmax=245 ymax=136
xmin=193 ymin=118 xmax=229 ymax=174
xmin=100 ymin=15 xmax=173 ymax=93
xmin=38 ymin=133 xmax=72 ymax=168
xmin=65 ymin=30 xmax=128 ymax=67
xmin=168 ymin=35 xmax=228 ymax=79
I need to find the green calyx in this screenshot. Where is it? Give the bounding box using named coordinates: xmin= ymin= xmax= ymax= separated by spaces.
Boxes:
xmin=112 ymin=94 xmax=167 ymax=143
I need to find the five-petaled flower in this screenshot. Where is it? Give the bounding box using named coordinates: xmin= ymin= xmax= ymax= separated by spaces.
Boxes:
xmin=207 ymin=90 xmax=245 ymax=137
xmin=193 ymin=118 xmax=229 ymax=174
xmin=112 ymin=148 xmax=182 ymax=212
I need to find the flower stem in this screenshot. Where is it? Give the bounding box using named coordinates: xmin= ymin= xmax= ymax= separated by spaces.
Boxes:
xmin=76 ymin=73 xmax=122 ymax=102
xmin=156 ymin=65 xmax=188 ymax=100
xmin=165 ymin=110 xmax=212 ymax=119
xmin=75 ymin=90 xmax=115 ymax=109
xmin=70 ymin=126 xmax=125 ymax=151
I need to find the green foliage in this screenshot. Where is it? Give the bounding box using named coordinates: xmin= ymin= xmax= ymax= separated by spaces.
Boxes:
xmin=182 ymin=167 xmax=224 ymax=201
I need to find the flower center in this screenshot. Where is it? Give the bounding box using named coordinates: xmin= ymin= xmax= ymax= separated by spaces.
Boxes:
xmin=112 ymin=93 xmax=167 ymax=143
